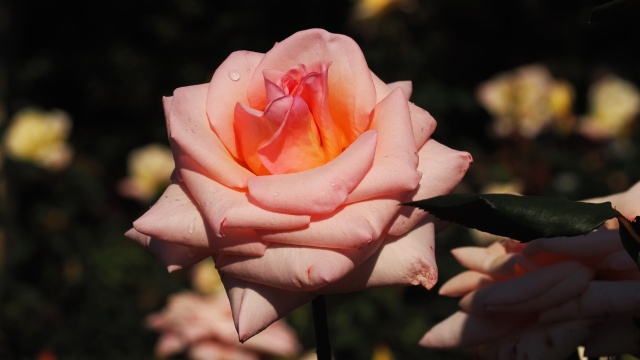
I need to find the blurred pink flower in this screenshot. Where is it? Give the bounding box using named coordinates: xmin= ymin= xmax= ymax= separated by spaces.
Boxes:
xmin=420 ymin=181 xmax=640 ymax=359
xmin=147 ymin=291 xmax=302 ymax=360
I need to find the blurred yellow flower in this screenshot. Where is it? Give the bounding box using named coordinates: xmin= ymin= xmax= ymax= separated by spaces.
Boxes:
xmin=476 ymin=64 xmax=575 ymax=138
xmin=351 ymin=0 xmax=412 ymax=20
xmin=579 ymin=74 xmax=640 ymax=141
xmin=190 ymin=257 xmax=224 ymax=295
xmin=118 ymin=143 xmax=174 ymax=202
xmin=2 ymin=108 xmax=73 ymax=170
xmin=371 ymin=343 xmax=395 ymax=360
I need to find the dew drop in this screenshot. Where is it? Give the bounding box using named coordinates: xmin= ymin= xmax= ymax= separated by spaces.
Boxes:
xmin=273 ymin=192 xmax=279 ymax=197
xmin=228 ymin=70 xmax=241 ymax=81
xmin=330 ymin=182 xmax=335 ymax=187
xmin=188 ymin=222 xmax=195 ymax=234
xmin=420 ymin=127 xmax=425 ymax=133
xmin=383 ymin=154 xmax=389 ymax=157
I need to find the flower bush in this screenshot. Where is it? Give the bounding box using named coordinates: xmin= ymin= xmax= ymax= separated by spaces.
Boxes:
xmin=419 ymin=181 xmax=640 ymax=359
xmin=125 ymin=28 xmax=472 ymax=341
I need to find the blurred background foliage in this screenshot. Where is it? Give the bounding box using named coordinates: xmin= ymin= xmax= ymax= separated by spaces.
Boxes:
xmin=2 ymin=0 xmax=640 ymax=359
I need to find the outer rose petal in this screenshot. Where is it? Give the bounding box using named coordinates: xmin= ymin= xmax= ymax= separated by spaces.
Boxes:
xmin=458 ymin=261 xmax=593 ymax=314
xmin=257 ymin=197 xmax=399 ymax=249
xmin=125 ymin=228 xmax=210 ymax=272
xmin=419 ymin=311 xmax=534 ymax=349
xmin=475 ymin=320 xmax=592 ymax=360
xmin=346 ymin=88 xmax=422 ymax=203
xmin=206 ymin=50 xmax=264 ymax=159
xmin=178 ymin=160 xmax=310 ymax=235
xmin=370 ymin=71 xmax=436 ymax=148
xmin=220 ymin=275 xmax=315 ymax=342
xmin=438 ymin=271 xmax=496 ymax=297
xmin=132 ymin=182 xmax=268 ymax=256
xmin=215 ymin=234 xmax=384 ymax=291
xmin=247 ymin=130 xmax=377 ymax=214
xmin=168 ymin=84 xmax=254 ymax=189
xmin=539 ymin=280 xmax=640 ymax=323
xmin=450 ymin=247 xmax=523 ymax=278
xmin=583 ymin=317 xmax=640 ymax=357
xmin=388 ymin=139 xmax=473 ymax=236
xmin=319 ymin=221 xmax=438 ymax=293
xmin=247 ymin=29 xmax=377 ymax=144
xmin=523 ymin=229 xmax=622 ymax=258
xmin=188 ymin=342 xmax=258 ymax=360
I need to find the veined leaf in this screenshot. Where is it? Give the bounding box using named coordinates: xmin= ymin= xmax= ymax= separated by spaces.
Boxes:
xmin=403 ymin=193 xmax=618 ymax=242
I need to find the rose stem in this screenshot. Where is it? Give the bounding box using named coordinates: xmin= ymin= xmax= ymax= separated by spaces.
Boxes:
xmin=312 ymin=295 xmax=332 ymax=360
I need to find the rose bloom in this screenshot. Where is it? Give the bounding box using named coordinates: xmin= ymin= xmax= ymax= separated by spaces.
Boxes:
xmin=146 ymin=291 xmax=301 ymax=360
xmin=579 ymin=73 xmax=640 ymax=141
xmin=118 ymin=143 xmax=175 ymax=202
xmin=420 ymin=181 xmax=640 ymax=359
xmin=126 ymin=28 xmax=472 ymax=341
xmin=2 ymin=107 xmax=73 ymax=170
xmin=476 ymin=64 xmax=575 ymax=138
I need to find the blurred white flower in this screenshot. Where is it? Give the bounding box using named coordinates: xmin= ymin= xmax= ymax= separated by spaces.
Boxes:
xmin=477 ymin=64 xmax=575 ymax=138
xmin=579 ymin=73 xmax=640 ymax=141
xmin=2 ymin=107 xmax=73 ymax=170
xmin=118 ymin=143 xmax=174 ymax=202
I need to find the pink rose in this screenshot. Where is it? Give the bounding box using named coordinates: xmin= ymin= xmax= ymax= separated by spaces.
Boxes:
xmin=420 ymin=181 xmax=640 ymax=358
xmin=126 ymin=28 xmax=472 ymax=341
xmin=146 ymin=292 xmax=301 ymax=360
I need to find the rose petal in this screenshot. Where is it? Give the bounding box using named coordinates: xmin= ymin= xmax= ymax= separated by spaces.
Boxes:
xmin=346 ymin=88 xmax=422 ymax=203
xmin=370 ymin=71 xmax=435 ymax=149
xmin=438 ymin=271 xmax=496 ymax=297
xmin=178 ymin=160 xmax=311 ymax=235
xmin=585 ymin=180 xmax=640 ymax=220
xmin=168 ymin=83 xmax=254 ymax=188
xmin=189 ymin=342 xmax=258 ymax=360
xmin=132 ymin=182 xmax=268 ymax=256
xmin=539 ymin=280 xmax=640 ymax=323
xmin=233 ymin=103 xmax=274 ymax=175
xmin=125 ymin=228 xmax=210 ymax=272
xmin=220 ymin=275 xmax=315 ymax=342
xmin=206 ymin=50 xmax=264 ymax=159
xmin=595 ymin=250 xmax=638 ymax=272
xmin=319 ymin=221 xmax=438 ymax=293
xmin=583 ymin=317 xmax=640 ymax=357
xmin=419 ymin=311 xmax=533 ymax=349
xmin=523 ymin=229 xmax=622 ymax=258
xmin=257 ymin=95 xmax=326 ymax=174
xmin=215 ymin=236 xmax=384 ymax=291
xmin=450 ymin=247 xmax=523 ymax=278
xmin=458 ymin=261 xmax=592 ymax=314
xmin=247 ymin=130 xmax=377 ymax=214
xmin=247 ymin=29 xmax=377 ymax=144
xmin=476 ymin=320 xmax=592 ymax=360
xmin=388 ymin=139 xmax=473 ymax=236
xmin=257 ymin=196 xmax=398 ymax=249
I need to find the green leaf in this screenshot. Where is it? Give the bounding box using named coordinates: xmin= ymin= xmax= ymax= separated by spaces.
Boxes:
xmin=619 ymin=216 xmax=640 ymax=270
xmin=403 ymin=193 xmax=619 ymax=242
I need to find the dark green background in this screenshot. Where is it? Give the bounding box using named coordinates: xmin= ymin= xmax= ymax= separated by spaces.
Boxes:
xmin=2 ymin=0 xmax=639 ymax=359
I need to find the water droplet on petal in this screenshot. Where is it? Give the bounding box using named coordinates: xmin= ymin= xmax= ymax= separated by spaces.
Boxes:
xmin=420 ymin=127 xmax=425 ymax=133
xmin=188 ymin=222 xmax=195 ymax=234
xmin=273 ymin=192 xmax=279 ymax=197
xmin=228 ymin=70 xmax=241 ymax=81
xmin=330 ymin=182 xmax=335 ymax=187
xmin=383 ymin=154 xmax=389 ymax=157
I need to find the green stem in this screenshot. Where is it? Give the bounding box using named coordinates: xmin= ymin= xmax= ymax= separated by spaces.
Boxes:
xmin=312 ymin=295 xmax=332 ymax=360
